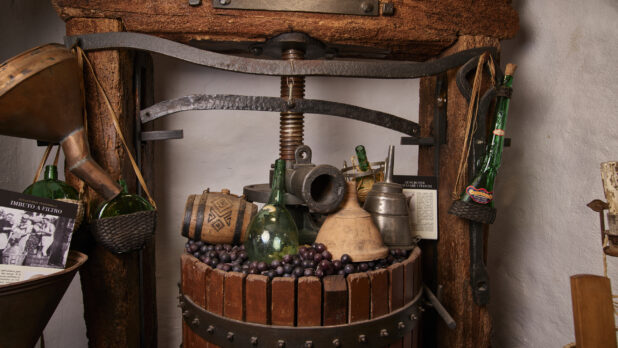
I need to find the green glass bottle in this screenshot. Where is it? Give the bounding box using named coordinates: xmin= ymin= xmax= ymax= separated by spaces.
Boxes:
xmin=95 ymin=179 xmax=154 ymax=219
xmin=23 ymin=165 xmax=79 ymax=200
xmin=355 ymin=145 xmax=371 ymax=172
xmin=460 ymin=64 xmax=517 ymax=207
xmin=244 ymin=159 xmax=299 ymax=263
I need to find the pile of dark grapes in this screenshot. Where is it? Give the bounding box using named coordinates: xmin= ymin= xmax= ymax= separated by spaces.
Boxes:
xmin=185 ymin=240 xmax=410 ymax=279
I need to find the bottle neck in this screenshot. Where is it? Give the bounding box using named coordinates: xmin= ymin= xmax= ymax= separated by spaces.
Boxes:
xmin=43 ymin=165 xmax=58 ymax=181
xmin=479 ymin=75 xmax=513 ymax=173
xmin=355 ymin=145 xmax=370 ymax=171
xmin=268 ymin=160 xmax=286 ymax=206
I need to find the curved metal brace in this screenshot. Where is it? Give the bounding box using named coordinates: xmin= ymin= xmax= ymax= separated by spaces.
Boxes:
xmin=65 ymin=32 xmax=497 ymax=79
xmin=141 ymin=94 xmax=420 ymax=136
xmin=179 ymin=288 xmax=423 ymax=347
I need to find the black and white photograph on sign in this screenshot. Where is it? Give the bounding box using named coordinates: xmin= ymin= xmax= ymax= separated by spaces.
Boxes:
xmin=0 ymin=207 xmax=75 ymax=269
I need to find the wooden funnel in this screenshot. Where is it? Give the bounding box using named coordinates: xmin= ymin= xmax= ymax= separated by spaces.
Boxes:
xmin=0 ymin=251 xmax=88 ymax=348
xmin=0 ymin=44 xmax=120 ymax=200
xmin=315 ymin=181 xmax=388 ymax=262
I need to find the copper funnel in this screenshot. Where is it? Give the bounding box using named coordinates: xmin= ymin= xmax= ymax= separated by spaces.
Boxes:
xmin=0 ymin=251 xmax=88 ymax=348
xmin=315 ymin=181 xmax=388 ymax=262
xmin=0 ymin=44 xmax=120 ymax=200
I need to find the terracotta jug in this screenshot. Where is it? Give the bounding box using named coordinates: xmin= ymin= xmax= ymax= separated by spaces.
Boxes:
xmin=315 ymin=181 xmax=388 ymax=262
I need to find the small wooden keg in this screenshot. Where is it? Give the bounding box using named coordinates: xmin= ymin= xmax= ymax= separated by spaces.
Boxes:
xmin=181 ymin=189 xmax=258 ymax=244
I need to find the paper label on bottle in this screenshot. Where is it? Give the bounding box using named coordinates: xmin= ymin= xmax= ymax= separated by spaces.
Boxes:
xmin=466 ymin=185 xmax=493 ymax=204
xmin=493 ymin=129 xmax=505 ymax=136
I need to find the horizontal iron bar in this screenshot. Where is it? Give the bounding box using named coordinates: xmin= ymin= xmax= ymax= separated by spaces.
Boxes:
xmin=212 ymin=0 xmax=379 ymax=16
xmin=140 ymin=130 xmax=184 ymax=141
xmin=141 ymin=94 xmax=420 ymax=136
xmin=65 ymin=32 xmax=496 ymax=78
xmin=180 ymin=287 xmax=423 ymax=347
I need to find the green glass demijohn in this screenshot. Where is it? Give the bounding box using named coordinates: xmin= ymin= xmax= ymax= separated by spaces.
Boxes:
xmin=95 ymin=178 xmax=154 ymax=219
xmin=23 ymin=165 xmax=79 ymax=200
xmin=244 ymin=159 xmax=299 ymax=263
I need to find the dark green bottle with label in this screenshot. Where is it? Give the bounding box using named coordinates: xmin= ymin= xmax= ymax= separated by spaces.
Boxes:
xmin=23 ymin=165 xmax=79 ymax=200
xmin=244 ymin=159 xmax=299 ymax=262
xmin=459 ymin=64 xmax=516 ymax=207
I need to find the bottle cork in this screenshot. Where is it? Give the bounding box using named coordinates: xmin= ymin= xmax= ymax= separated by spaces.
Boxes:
xmin=505 ymin=63 xmax=517 ymax=76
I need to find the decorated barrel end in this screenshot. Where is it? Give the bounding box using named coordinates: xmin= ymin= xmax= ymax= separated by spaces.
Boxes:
xmin=181 ymin=189 xmax=258 ymax=244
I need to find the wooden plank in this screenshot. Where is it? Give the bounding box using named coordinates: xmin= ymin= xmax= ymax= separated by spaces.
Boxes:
xmin=181 ymin=255 xmax=192 ymax=348
xmin=570 ymin=275 xmax=617 ymax=348
xmin=64 ymin=17 xmax=145 ymax=348
xmin=368 ymin=269 xmax=389 ymax=318
xmin=271 ymin=277 xmax=296 ymax=326
xmin=206 ymin=269 xmax=226 ymax=348
xmin=185 ymin=259 xmax=210 ymax=348
xmin=224 ymin=272 xmax=246 ymax=321
xmin=402 ymin=253 xmax=415 ymax=348
xmin=297 ymin=276 xmax=322 ymax=327
xmin=245 ymin=275 xmax=269 ymax=324
xmin=323 ymin=275 xmax=347 ymax=326
xmin=388 ymin=262 xmax=404 ymax=348
xmin=347 ymin=272 xmax=370 ymax=323
xmin=418 ymin=35 xmax=499 ymax=348
xmin=51 ymin=0 xmax=518 ymax=61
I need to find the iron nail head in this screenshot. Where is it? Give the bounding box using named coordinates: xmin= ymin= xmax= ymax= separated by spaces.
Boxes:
xmin=305 ymin=341 xmax=313 ymax=348
xmin=410 ymin=314 xmax=418 ymax=321
xmin=188 ymin=0 xmax=202 ymax=6
xmin=207 ymin=325 xmax=215 ymax=334
xmin=191 ymin=317 xmax=200 ymax=327
xmin=219 ymin=0 xmax=230 ymax=5
xmin=250 ymin=337 xmax=258 ymax=345
xmin=380 ymin=329 xmax=389 ymax=337
xmin=227 ymin=332 xmax=234 ymax=341
xmin=361 ymin=1 xmax=374 ymax=13
xmin=358 ymin=334 xmax=368 ymax=343
xmin=398 ymin=321 xmax=406 ymax=330
xmin=332 ymin=338 xmax=341 ymax=347
xmin=278 ymin=340 xmax=286 ymax=348
xmin=182 ymin=310 xmax=190 ymax=318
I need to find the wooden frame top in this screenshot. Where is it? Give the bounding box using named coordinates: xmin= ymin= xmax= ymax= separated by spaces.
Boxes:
xmin=51 ymin=0 xmax=518 ymax=60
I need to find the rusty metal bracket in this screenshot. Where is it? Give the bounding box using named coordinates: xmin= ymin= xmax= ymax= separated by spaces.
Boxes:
xmin=212 ymin=0 xmax=379 ymax=16
xmin=64 ymin=32 xmax=497 ymax=78
xmin=140 ymin=94 xmax=420 ymax=136
xmin=179 ymin=287 xmax=423 ymax=347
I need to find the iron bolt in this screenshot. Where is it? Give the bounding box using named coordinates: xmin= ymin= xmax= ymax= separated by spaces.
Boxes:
xmin=219 ymin=0 xmax=231 ymax=5
xmin=191 ymin=317 xmax=200 ymax=327
xmin=227 ymin=332 xmax=234 ymax=341
xmin=381 ymin=2 xmax=395 ymax=16
xmin=182 ymin=310 xmax=190 ymax=318
xmin=361 ymin=1 xmax=374 ymax=13
xmin=419 ymin=306 xmax=426 ymax=312
xmin=304 ymin=341 xmax=313 ymax=347
xmin=410 ymin=314 xmax=418 ymax=321
xmin=207 ymin=325 xmax=215 ymax=334
xmin=250 ymin=47 xmax=263 ymax=56
xmin=380 ymin=329 xmax=389 ymax=337
xmin=188 ymin=0 xmax=202 ymax=6
xmin=398 ymin=321 xmax=406 ymax=330
xmin=332 ymin=338 xmax=341 ymax=347
xmin=278 ymin=339 xmax=286 ymax=347
xmin=358 ymin=334 xmax=368 ymax=343
xmin=250 ymin=337 xmax=259 ymax=345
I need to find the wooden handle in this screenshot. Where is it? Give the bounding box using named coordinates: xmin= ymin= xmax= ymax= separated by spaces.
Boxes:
xmin=505 ymin=63 xmax=517 ymax=76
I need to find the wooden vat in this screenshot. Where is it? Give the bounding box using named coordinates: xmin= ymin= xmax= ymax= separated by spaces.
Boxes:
xmin=180 ymin=247 xmax=422 ymax=347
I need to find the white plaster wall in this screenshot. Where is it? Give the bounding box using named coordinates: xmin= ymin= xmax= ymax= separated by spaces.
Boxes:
xmin=0 ymin=0 xmax=616 ymax=347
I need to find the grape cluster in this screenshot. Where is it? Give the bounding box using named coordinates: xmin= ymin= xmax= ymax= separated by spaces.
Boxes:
xmin=185 ymin=240 xmax=410 ymax=279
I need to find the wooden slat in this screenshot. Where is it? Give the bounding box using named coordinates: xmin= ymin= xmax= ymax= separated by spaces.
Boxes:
xmin=323 ymin=275 xmax=348 ymax=326
xmin=388 ymin=262 xmax=405 ymax=348
xmin=271 ymin=277 xmax=296 ymax=326
xmin=224 ymin=272 xmax=246 ymax=321
xmin=402 ymin=254 xmax=416 ymax=348
xmin=571 ymin=274 xmax=617 ymax=348
xmin=297 ymin=276 xmax=322 ymax=327
xmin=181 ymin=255 xmax=192 ymax=348
xmin=368 ymin=269 xmax=389 ymax=318
xmin=245 ymin=275 xmax=269 ymax=324
xmin=190 ymin=261 xmax=210 ymax=348
xmin=347 ymin=272 xmax=371 ymax=323
xmin=206 ymin=269 xmax=226 ymax=348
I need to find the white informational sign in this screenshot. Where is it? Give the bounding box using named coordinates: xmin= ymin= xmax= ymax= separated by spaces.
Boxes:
xmin=392 ymin=176 xmax=438 ymax=240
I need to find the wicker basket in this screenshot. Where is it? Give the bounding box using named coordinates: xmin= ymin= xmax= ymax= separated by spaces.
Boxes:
xmin=92 ymin=210 xmax=157 ymax=254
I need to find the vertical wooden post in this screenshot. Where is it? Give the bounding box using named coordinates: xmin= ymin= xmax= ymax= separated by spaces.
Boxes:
xmin=418 ymin=35 xmax=498 ymax=348
xmin=64 ymin=18 xmax=156 ymax=347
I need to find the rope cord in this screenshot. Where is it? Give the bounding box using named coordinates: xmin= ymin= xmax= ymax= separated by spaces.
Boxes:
xmin=76 ymin=46 xmax=156 ymax=209
xmin=451 ymin=52 xmax=496 ymax=200
xmin=33 ymin=145 xmax=54 ymax=184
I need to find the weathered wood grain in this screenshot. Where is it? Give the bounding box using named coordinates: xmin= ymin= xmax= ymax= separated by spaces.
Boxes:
xmin=418 ymin=35 xmax=498 ymax=348
xmin=51 ymin=0 xmax=518 ymax=60
xmin=347 ymin=272 xmax=370 ymax=323
xmin=224 ymin=272 xmax=245 ymax=321
xmin=571 ymin=275 xmax=617 ymax=348
xmin=271 ymin=277 xmax=296 ymax=326
xmin=388 ymin=262 xmax=404 ymax=348
xmin=245 ymin=275 xmax=269 ymax=324
xmin=297 ymin=276 xmax=322 ymax=327
xmin=206 ymin=269 xmax=226 ymax=348
xmin=183 ymin=257 xmax=209 ymax=348
xmin=368 ymin=269 xmax=389 ymax=319
xmin=322 ymin=275 xmax=348 ymax=325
